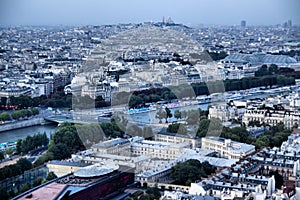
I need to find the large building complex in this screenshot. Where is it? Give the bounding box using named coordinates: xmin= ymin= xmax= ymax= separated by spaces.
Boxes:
xmin=154 ymin=129 xmax=200 ymax=148
xmin=243 ymin=108 xmax=300 ymax=129
xmin=16 ymin=163 xmax=134 ymax=200
xmin=201 ymin=137 xmax=256 ymax=159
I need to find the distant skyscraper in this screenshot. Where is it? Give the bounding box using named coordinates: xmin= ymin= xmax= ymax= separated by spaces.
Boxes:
xmin=288 ymin=20 xmax=292 ymax=27
xmin=241 ymin=20 xmax=246 ymax=28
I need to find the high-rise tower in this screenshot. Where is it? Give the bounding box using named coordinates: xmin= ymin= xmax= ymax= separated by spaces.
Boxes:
xmin=241 ymin=20 xmax=246 ymax=28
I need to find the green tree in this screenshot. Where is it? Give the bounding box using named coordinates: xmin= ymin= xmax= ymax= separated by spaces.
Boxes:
xmin=255 ymin=65 xmax=270 ymax=77
xmin=52 ymin=123 xmax=84 ymax=152
xmin=0 ymin=97 xmax=7 ymax=107
xmin=171 ymin=159 xmax=216 ymax=186
xmin=33 ymin=152 xmax=54 ymax=167
xmin=31 ymin=107 xmax=39 ymax=115
xmin=5 ymin=148 xmax=14 ymax=157
xmin=126 ymin=124 xmax=143 ymax=137
xmin=269 ymin=64 xmax=278 ymax=74
xmin=271 ymin=122 xmax=285 ymax=133
xmin=48 ymin=143 xmax=71 ymax=160
xmin=11 ymin=111 xmax=21 ymax=120
xmin=0 ymin=187 xmax=8 ymax=200
xmin=143 ymin=126 xmax=153 ymax=138
xmin=0 ymin=112 xmax=11 ymax=121
xmin=186 ymin=110 xmax=200 ymax=125
xmin=19 ymin=183 xmax=31 ymax=193
xmin=33 ymin=176 xmax=43 ymax=187
xmin=145 ymin=187 xmax=161 ymax=200
xmin=16 ymin=158 xmax=32 ymax=171
xmin=139 ymin=195 xmax=151 ymax=200
xmin=197 ymin=118 xmax=210 ymax=137
xmin=177 ymin=124 xmax=188 ymax=134
xmin=155 ymin=107 xmax=166 ymax=123
xmin=248 ymin=120 xmax=262 ymax=127
xmin=165 ymin=107 xmax=172 ymax=123
xmin=167 ymin=123 xmax=187 ymax=134
xmin=129 ymin=95 xmax=144 ymax=109
xmin=16 ymin=139 xmax=22 ymax=155
xmin=0 ymin=152 xmax=4 ymax=161
xmin=230 ymin=127 xmax=248 ymax=143
xmin=167 ymin=123 xmax=181 ymax=133
xmin=174 ymin=110 xmax=181 ymax=120
xmin=46 ymin=172 xmax=57 ymax=181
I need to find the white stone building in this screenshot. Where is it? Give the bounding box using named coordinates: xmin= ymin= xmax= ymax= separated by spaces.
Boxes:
xmin=201 ymin=137 xmax=255 ymax=159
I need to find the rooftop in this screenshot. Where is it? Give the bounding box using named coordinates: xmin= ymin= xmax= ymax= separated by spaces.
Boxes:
xmin=203 ymin=136 xmax=255 ymax=154
xmin=74 ymin=163 xmax=119 ymax=178
xmin=48 ymin=160 xmax=91 ymax=168
xmin=91 ymin=138 xmax=130 ymax=149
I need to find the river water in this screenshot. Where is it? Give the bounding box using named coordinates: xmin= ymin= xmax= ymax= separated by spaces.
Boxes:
xmin=0 ymin=124 xmax=58 ymax=143
xmin=0 ymin=104 xmax=209 ymax=144
xmin=0 ymin=88 xmax=289 ymax=144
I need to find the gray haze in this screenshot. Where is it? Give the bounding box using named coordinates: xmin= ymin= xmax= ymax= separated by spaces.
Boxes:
xmin=0 ymin=0 xmax=299 ymax=26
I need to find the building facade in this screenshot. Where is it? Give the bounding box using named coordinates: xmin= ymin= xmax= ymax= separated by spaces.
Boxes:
xmin=201 ymin=137 xmax=255 ymax=159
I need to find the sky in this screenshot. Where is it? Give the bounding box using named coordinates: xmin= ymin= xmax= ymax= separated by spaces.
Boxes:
xmin=0 ymin=0 xmax=299 ymax=26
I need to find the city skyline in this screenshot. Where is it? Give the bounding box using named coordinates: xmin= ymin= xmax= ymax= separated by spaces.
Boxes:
xmin=0 ymin=0 xmax=300 ymax=26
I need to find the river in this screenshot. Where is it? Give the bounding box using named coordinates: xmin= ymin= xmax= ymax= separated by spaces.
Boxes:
xmin=0 ymin=124 xmax=58 ymax=144
xmin=0 ymin=86 xmax=291 ymax=144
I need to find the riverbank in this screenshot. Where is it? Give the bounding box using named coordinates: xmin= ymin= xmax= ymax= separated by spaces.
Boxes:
xmin=0 ymin=118 xmax=53 ymax=133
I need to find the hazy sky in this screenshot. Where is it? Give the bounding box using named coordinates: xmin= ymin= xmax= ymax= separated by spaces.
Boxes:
xmin=0 ymin=0 xmax=299 ymax=26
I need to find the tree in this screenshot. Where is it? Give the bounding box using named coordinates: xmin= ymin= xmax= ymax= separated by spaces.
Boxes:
xmin=207 ymin=118 xmax=223 ymax=137
xmin=186 ymin=110 xmax=200 ymax=125
xmin=16 ymin=158 xmax=32 ymax=171
xmin=174 ymin=110 xmax=181 ymax=120
xmin=33 ymin=176 xmax=43 ymax=187
xmin=165 ymin=107 xmax=172 ymax=123
xmin=16 ymin=139 xmax=22 ymax=155
xmin=19 ymin=183 xmax=31 ymax=193
xmin=15 ymin=133 xmax=49 ymax=154
xmin=0 ymin=97 xmax=7 ymax=107
xmin=197 ymin=118 xmax=210 ymax=138
xmin=48 ymin=143 xmax=71 ymax=160
xmin=0 ymin=112 xmax=11 ymax=121
xmin=230 ymin=127 xmax=248 ymax=143
xmin=248 ymin=120 xmax=262 ymax=127
xmin=143 ymin=126 xmax=153 ymax=138
xmin=171 ymin=159 xmax=216 ymax=186
xmin=0 ymin=151 xmax=4 ymax=161
xmin=129 ymin=95 xmax=144 ymax=109
xmin=31 ymin=107 xmax=39 ymax=115
xmin=11 ymin=111 xmax=21 ymax=120
xmin=167 ymin=123 xmax=187 ymax=134
xmin=145 ymin=187 xmax=161 ymax=200
xmin=5 ymin=148 xmax=14 ymax=157
xmin=177 ymin=124 xmax=188 ymax=134
xmin=52 ymin=123 xmax=84 ymax=152
xmin=126 ymin=124 xmax=143 ymax=137
xmin=46 ymin=172 xmax=57 ymax=181
xmin=271 ymin=122 xmax=285 ymax=133
xmin=269 ymin=64 xmax=278 ymax=74
xmin=155 ymin=107 xmax=166 ymax=123
xmin=255 ymin=65 xmax=270 ymax=77
xmin=0 ymin=187 xmax=8 ymax=200
xmin=33 ymin=152 xmax=54 ymax=167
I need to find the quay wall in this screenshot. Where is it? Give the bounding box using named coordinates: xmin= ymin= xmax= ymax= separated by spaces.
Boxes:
xmin=0 ymin=118 xmax=52 ymax=133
